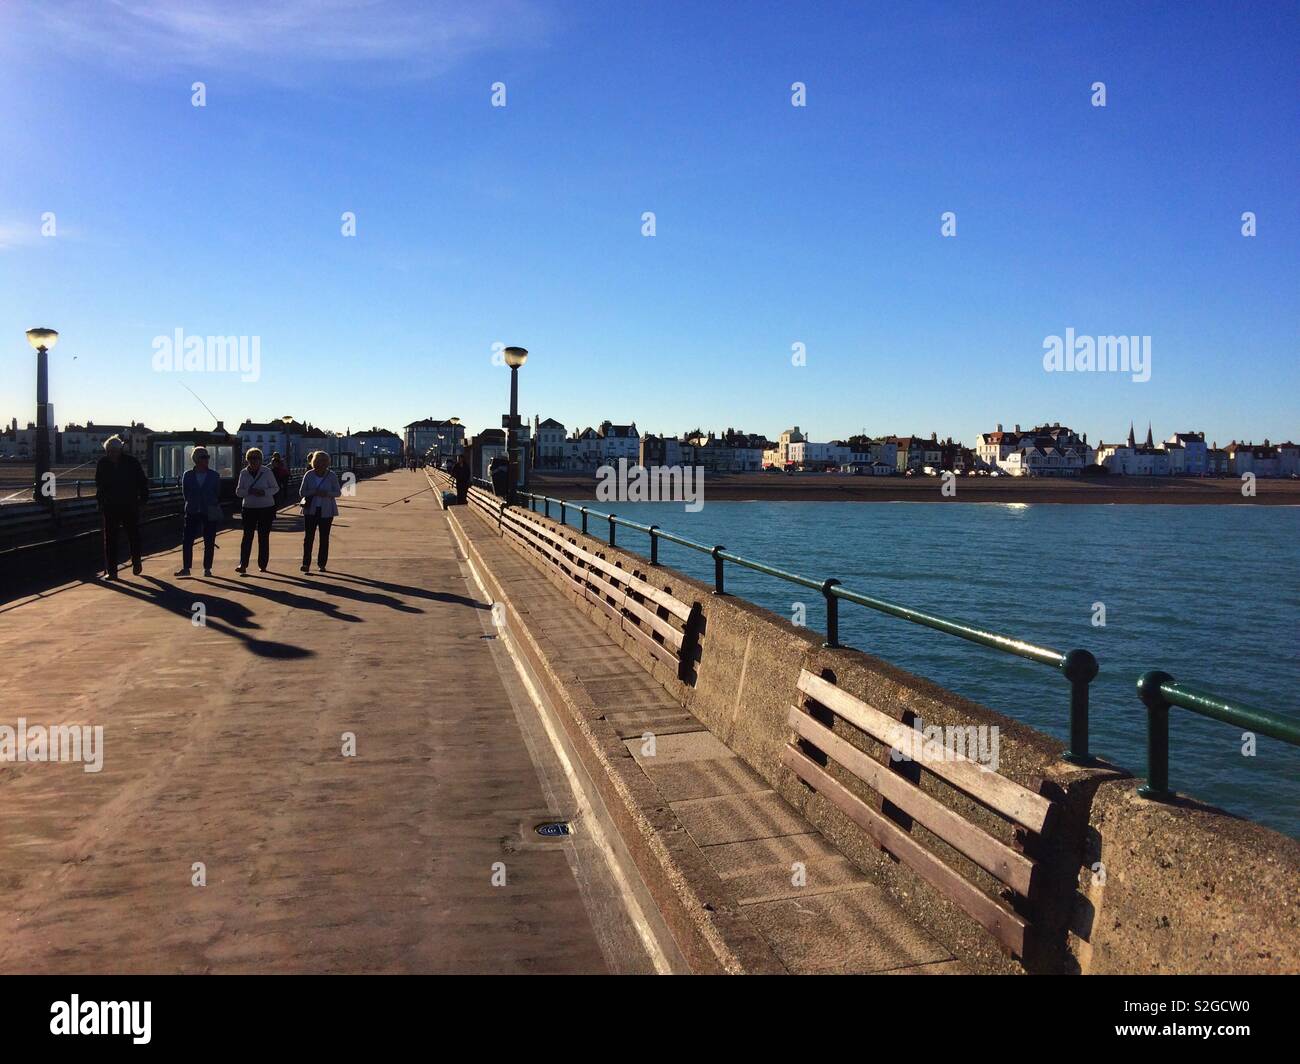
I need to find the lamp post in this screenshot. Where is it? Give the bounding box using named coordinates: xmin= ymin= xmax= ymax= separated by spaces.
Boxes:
xmin=502 ymin=347 xmax=528 ymax=504
xmin=26 ymin=328 xmax=58 ymax=504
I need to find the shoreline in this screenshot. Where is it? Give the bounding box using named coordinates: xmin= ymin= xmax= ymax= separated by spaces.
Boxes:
xmin=528 ymin=473 xmax=1300 ymax=506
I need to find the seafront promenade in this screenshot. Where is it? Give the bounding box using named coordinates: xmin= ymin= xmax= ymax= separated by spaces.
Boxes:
xmin=0 ymin=473 xmax=650 ymax=973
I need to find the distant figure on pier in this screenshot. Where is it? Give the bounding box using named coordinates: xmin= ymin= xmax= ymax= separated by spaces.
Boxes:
xmin=489 ymin=454 xmax=508 ymax=497
xmin=451 ymin=454 xmax=471 ymax=504
xmin=234 ymin=447 xmax=278 ymax=574
xmin=175 ymin=446 xmax=221 ymax=577
xmin=299 ymin=450 xmax=342 ymax=573
xmin=95 ymin=435 xmax=149 ymax=581
xmin=269 ymin=451 xmax=289 ymax=506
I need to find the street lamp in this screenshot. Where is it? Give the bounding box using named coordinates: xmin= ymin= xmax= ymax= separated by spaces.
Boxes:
xmin=26 ymin=328 xmax=58 ymax=504
xmin=502 ymin=348 xmax=528 ymax=504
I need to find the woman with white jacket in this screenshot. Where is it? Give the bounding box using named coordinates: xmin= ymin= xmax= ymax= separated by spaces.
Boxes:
xmin=299 ymin=450 xmax=342 ymax=573
xmin=234 ymin=447 xmax=280 ymax=574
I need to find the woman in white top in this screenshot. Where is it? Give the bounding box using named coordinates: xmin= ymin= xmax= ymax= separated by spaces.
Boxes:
xmin=299 ymin=450 xmax=342 ymax=573
xmin=234 ymin=447 xmax=280 ymax=574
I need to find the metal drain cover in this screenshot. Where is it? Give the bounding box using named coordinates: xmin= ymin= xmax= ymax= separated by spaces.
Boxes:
xmin=535 ymin=821 xmax=571 ymax=838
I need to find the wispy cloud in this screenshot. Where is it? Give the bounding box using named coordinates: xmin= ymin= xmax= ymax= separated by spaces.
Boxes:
xmin=7 ymin=0 xmax=546 ymax=82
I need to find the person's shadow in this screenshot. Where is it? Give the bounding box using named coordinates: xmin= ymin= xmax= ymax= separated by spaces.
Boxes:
xmin=269 ymin=573 xmax=424 ymax=614
xmin=100 ymin=576 xmax=315 ymax=659
xmin=320 ymin=571 xmax=488 ymax=611
xmin=202 ymin=574 xmax=364 ymax=622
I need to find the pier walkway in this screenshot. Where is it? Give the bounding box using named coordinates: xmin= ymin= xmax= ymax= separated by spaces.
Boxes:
xmin=0 ymin=473 xmax=653 ymax=973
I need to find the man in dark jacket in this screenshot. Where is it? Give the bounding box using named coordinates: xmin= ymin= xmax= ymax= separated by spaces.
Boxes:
xmin=489 ymin=453 xmax=509 ymax=498
xmin=451 ymin=454 xmax=471 ymax=504
xmin=95 ymin=435 xmax=149 ymax=580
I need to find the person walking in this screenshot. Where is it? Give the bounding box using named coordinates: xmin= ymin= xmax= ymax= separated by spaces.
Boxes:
xmin=451 ymin=453 xmax=471 ymax=504
xmin=299 ymin=450 xmax=342 ymax=573
xmin=175 ymin=446 xmax=222 ymax=577
xmin=234 ymin=447 xmax=278 ymax=574
xmin=95 ymin=435 xmax=149 ymax=580
xmin=489 ymin=453 xmax=509 ymax=497
xmin=269 ymin=451 xmax=289 ymax=506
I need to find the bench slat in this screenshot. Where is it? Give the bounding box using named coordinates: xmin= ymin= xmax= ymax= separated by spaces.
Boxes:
xmin=783 ymin=744 xmax=1027 ymax=957
xmin=797 ymin=671 xmax=1051 ymax=834
xmin=485 ymin=503 xmax=692 ymax=665
xmin=505 ymin=512 xmax=695 ymax=623
xmin=787 ymin=706 xmax=1035 ymax=896
xmin=622 ymin=609 xmax=682 ymax=668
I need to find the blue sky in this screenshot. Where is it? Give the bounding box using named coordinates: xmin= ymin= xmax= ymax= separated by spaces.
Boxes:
xmin=2 ymin=0 xmax=1296 ymax=447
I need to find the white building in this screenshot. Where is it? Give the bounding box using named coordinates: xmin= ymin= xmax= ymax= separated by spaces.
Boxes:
xmin=1167 ymin=431 xmax=1208 ymax=475
xmin=533 ymin=417 xmax=567 ymax=469
xmin=977 ymin=422 xmax=1091 ymax=476
xmin=788 ymin=441 xmax=853 ymax=469
xmin=238 ymin=419 xmax=291 ymax=460
xmin=597 ymin=421 xmax=639 ymax=463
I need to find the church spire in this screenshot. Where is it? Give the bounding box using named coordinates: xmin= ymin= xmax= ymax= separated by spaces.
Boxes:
xmin=1145 ymin=422 xmax=1154 ymax=448
xmin=1127 ymin=421 xmax=1136 ymax=448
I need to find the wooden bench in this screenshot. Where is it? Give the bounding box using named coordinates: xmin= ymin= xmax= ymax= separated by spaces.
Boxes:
xmin=784 ymin=669 xmax=1054 ymax=958
xmin=468 ymin=493 xmax=700 ymax=674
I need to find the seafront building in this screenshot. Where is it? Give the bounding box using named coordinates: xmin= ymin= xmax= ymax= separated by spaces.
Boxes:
xmin=639 ymin=428 xmax=771 ymax=472
xmin=975 ymin=423 xmax=1092 ymax=477
xmin=402 ymin=418 xmax=465 ymax=463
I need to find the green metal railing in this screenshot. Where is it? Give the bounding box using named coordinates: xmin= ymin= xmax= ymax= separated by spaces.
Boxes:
xmin=462 ymin=478 xmax=1300 ymax=800
xmin=509 ymin=486 xmax=1097 ymax=764
xmin=1135 ymin=672 xmax=1300 ymax=800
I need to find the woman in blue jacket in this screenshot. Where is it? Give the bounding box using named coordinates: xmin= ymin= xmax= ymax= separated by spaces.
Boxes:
xmin=175 ymin=446 xmax=222 ymax=577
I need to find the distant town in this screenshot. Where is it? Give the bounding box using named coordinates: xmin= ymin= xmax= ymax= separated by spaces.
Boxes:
xmin=3 ymin=413 xmax=1297 ymax=481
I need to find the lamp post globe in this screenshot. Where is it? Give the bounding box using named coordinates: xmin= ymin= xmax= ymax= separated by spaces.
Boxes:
xmin=26 ymin=328 xmax=58 ymax=504
xmin=26 ymin=328 xmax=58 ymax=352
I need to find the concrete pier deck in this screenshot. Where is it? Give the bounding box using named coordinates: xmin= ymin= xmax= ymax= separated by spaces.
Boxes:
xmin=0 ymin=473 xmax=652 ymax=973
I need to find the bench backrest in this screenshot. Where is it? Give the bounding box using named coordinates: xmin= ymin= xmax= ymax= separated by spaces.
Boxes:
xmin=785 ymin=669 xmax=1054 ymax=958
xmin=464 ymin=487 xmax=700 ymax=673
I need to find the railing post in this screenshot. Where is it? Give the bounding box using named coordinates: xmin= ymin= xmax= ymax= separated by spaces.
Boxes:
xmin=821 ymin=579 xmax=841 ymax=648
xmin=1137 ymin=670 xmax=1175 ymax=800
xmin=1061 ymin=648 xmax=1099 ymax=764
xmin=649 ymin=525 xmax=659 ymax=565
xmin=608 ymin=515 xmax=616 ymax=547
xmin=712 ymin=546 xmax=726 ymax=594
xmin=581 ymin=507 xmax=588 ymax=535
xmin=544 ymin=496 xmax=550 ymax=519
xmin=559 ymin=500 xmax=566 ymax=527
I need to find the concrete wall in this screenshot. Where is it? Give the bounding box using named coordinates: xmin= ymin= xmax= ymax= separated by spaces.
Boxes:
xmin=1072 ymin=782 xmax=1300 ymax=973
xmin=469 ymin=492 xmax=1300 ymax=974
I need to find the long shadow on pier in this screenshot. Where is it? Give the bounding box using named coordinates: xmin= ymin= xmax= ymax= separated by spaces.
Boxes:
xmin=97 ymin=576 xmax=315 ymax=660
xmin=267 ymin=573 xmax=425 ymax=614
xmin=202 ymin=574 xmax=364 ymax=623
xmin=320 ymin=570 xmax=490 ymax=611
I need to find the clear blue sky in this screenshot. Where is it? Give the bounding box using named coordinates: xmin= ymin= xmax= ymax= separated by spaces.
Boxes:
xmin=2 ymin=0 xmax=1296 ymax=447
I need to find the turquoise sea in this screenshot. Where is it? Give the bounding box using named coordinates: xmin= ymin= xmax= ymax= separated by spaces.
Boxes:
xmin=565 ymin=499 xmax=1300 ymax=839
